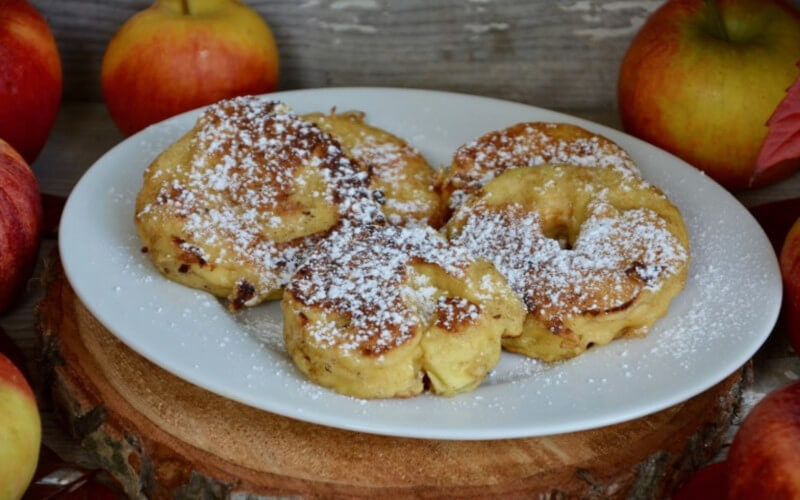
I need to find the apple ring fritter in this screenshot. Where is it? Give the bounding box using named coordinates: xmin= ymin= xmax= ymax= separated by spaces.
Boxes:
xmin=441 ymin=122 xmax=639 ymax=212
xmin=304 ymin=111 xmax=444 ymax=227
xmin=282 ymin=222 xmax=525 ymax=398
xmin=135 ymin=97 xmax=383 ymax=309
xmin=444 ymin=165 xmax=689 ymax=362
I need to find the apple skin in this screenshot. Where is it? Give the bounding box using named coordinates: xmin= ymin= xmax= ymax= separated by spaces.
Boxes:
xmin=673 ymin=461 xmax=727 ymax=500
xmin=781 ymin=218 xmax=800 ymax=355
xmin=727 ymin=382 xmax=800 ymax=499
xmin=618 ymin=0 xmax=800 ymax=191
xmin=0 ymin=138 xmax=42 ymax=314
xmin=102 ymin=0 xmax=280 ymax=136
xmin=0 ymin=0 xmax=62 ymax=164
xmin=0 ymin=353 xmax=41 ymax=500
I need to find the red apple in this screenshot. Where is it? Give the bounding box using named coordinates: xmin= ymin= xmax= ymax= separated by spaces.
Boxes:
xmin=0 ymin=0 xmax=62 ymax=164
xmin=0 ymin=352 xmax=41 ymax=499
xmin=0 ymin=138 xmax=42 ymax=313
xmin=727 ymin=382 xmax=800 ymax=498
xmin=781 ymin=218 xmax=800 ymax=355
xmin=101 ymin=0 xmax=280 ymax=136
xmin=673 ymin=461 xmax=727 ymax=500
xmin=618 ymin=0 xmax=800 ymax=191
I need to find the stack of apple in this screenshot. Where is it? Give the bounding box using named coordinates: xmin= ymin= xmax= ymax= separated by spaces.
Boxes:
xmin=0 ymin=2 xmax=54 ymax=497
xmin=0 ymin=0 xmax=54 ymax=312
xmin=0 ymin=0 xmax=282 ymax=309
xmin=0 ymin=0 xmax=280 ymax=497
xmin=620 ymin=1 xmax=800 ymax=498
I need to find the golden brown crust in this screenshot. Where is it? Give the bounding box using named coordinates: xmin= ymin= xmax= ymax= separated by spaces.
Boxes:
xmin=282 ymin=223 xmax=525 ymax=398
xmin=441 ymin=122 xmax=639 ymax=212
xmin=434 ymin=296 xmax=480 ymax=331
xmin=285 ymin=223 xmax=474 ymax=357
xmin=444 ymin=165 xmax=689 ymax=362
xmin=135 ymin=97 xmax=383 ymax=309
xmin=304 ymin=111 xmax=445 ymax=227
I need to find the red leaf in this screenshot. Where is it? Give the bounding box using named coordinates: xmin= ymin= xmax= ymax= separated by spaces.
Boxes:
xmin=753 ymin=63 xmax=800 ymax=181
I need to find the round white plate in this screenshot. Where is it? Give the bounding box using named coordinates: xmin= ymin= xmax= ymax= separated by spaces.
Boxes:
xmin=60 ymin=88 xmax=781 ymax=440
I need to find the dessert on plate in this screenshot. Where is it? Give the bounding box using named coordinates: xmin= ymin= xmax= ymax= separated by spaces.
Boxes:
xmin=282 ymin=222 xmax=525 ymax=398
xmin=134 ymin=95 xmax=691 ymax=396
xmin=135 ymin=97 xmax=382 ymax=309
xmin=444 ymin=164 xmax=690 ymax=362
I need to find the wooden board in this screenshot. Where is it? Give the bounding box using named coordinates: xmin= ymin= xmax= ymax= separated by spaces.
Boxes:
xmin=36 ymin=260 xmax=747 ymax=499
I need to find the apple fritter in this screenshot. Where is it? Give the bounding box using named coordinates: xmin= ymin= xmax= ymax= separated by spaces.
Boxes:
xmin=441 ymin=122 xmax=639 ymax=212
xmin=304 ymin=111 xmax=444 ymax=227
xmin=282 ymin=223 xmax=525 ymax=398
xmin=135 ymin=97 xmax=383 ymax=309
xmin=444 ymin=165 xmax=689 ymax=362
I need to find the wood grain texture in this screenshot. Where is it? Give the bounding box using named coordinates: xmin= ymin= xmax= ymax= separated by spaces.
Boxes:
xmin=23 ymin=0 xmax=800 ymax=108
xmin=30 ymin=0 xmax=668 ymax=109
xmin=36 ymin=260 xmax=746 ymax=499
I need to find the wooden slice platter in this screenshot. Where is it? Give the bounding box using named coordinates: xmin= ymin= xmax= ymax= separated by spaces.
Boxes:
xmin=36 ymin=260 xmax=746 ymax=499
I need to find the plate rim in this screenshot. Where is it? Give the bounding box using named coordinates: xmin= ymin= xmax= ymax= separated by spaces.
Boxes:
xmin=59 ymin=86 xmax=783 ymax=440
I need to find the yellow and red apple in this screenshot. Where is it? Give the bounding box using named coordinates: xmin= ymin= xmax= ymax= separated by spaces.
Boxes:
xmin=0 ymin=138 xmax=42 ymax=313
xmin=781 ymin=218 xmax=800 ymax=355
xmin=618 ymin=0 xmax=800 ymax=191
xmin=0 ymin=0 xmax=62 ymax=163
xmin=727 ymin=382 xmax=800 ymax=498
xmin=102 ymin=0 xmax=280 ymax=136
xmin=0 ymin=353 xmax=41 ymax=500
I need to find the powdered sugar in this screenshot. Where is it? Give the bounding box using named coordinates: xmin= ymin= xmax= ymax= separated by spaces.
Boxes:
xmin=445 ymin=122 xmax=640 ymax=209
xmin=452 ymin=200 xmax=687 ymax=330
xmin=435 ymin=296 xmax=481 ymax=331
xmin=353 ymin=135 xmax=434 ymax=224
xmin=137 ymin=97 xmax=383 ymax=302
xmin=309 ymin=112 xmax=440 ymax=225
xmin=351 ymin=139 xmax=409 ymax=183
xmin=287 ymin=223 xmax=479 ymax=354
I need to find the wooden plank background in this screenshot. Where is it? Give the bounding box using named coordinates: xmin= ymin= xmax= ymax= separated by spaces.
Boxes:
xmin=28 ymin=0 xmax=678 ymax=110
xmin=27 ymin=0 xmax=800 ymax=109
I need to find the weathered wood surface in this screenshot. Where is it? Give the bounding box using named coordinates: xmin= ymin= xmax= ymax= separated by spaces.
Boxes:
xmin=37 ymin=259 xmax=747 ymax=499
xmin=22 ymin=0 xmax=693 ymax=109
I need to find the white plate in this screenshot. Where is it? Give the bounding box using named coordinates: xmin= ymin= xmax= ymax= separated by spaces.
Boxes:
xmin=60 ymin=88 xmax=781 ymax=440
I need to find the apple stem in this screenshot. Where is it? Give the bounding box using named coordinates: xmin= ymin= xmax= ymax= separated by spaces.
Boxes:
xmin=704 ymin=0 xmax=729 ymax=41
xmin=180 ymin=0 xmax=190 ymax=15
